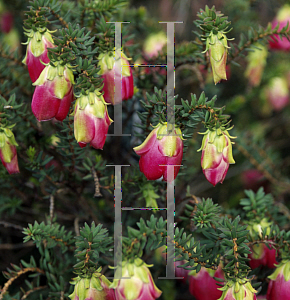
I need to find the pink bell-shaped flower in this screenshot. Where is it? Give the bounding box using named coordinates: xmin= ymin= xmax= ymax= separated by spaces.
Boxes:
xmin=198 ymin=127 xmax=235 ymax=186
xmin=267 ymin=260 xmax=290 ymax=299
xmin=269 ymin=5 xmax=290 ymax=51
xmin=266 ymin=77 xmax=289 ymax=111
xmin=74 ymin=91 xmax=113 ymax=150
xmin=31 ymin=62 xmax=74 ymax=121
xmin=134 ymin=123 xmax=183 ymax=182
xmin=247 ymin=219 xmax=278 ymax=269
xmin=98 ymin=51 xmax=134 ymax=105
xmin=69 ymin=272 xmax=115 ymax=300
xmin=22 ymin=29 xmax=55 ymax=82
xmin=189 ymin=266 xmax=224 ymax=300
xmin=249 ymin=243 xmax=277 ymax=269
xmin=143 ymin=31 xmax=167 ymax=59
xmin=218 ymin=279 xmax=257 ymax=300
xmin=0 ymin=127 xmax=19 ymax=174
xmin=0 ymin=11 xmax=13 ymax=33
xmin=111 ymin=258 xmax=162 ymax=300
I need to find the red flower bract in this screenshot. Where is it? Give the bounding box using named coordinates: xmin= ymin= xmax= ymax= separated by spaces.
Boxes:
xmin=98 ymin=51 xmax=134 ymax=105
xmin=268 ymin=5 xmax=290 ymax=51
xmin=189 ymin=266 xmax=224 ymax=300
xmin=134 ymin=123 xmax=183 ymax=182
xmin=74 ymin=91 xmax=112 ymax=150
xmin=267 ymin=261 xmax=290 ymax=300
xmin=23 ymin=31 xmax=55 ymax=83
xmin=31 ymin=63 xmax=74 ymax=122
xmin=112 ymin=258 xmax=162 ymax=300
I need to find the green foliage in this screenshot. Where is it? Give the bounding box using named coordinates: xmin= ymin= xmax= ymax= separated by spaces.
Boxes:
xmin=23 ymin=221 xmax=74 ymax=251
xmin=240 ymin=187 xmax=274 ymax=221
xmin=192 ymin=198 xmax=221 ymax=229
xmin=1 ymin=1 xmax=290 ymax=299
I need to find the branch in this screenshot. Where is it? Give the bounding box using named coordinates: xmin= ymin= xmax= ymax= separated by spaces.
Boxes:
xmin=0 ymin=267 xmax=45 ymax=300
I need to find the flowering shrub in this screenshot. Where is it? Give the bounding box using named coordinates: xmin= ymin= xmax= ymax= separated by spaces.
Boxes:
xmin=0 ymin=1 xmax=290 ymax=300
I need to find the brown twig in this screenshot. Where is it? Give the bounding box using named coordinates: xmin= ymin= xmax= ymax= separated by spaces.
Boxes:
xmin=91 ymin=167 xmax=102 ymax=197
xmin=0 ymin=221 xmax=23 ymax=231
xmin=48 ymin=9 xmax=69 ymax=29
xmin=0 ymin=267 xmax=45 ymax=300
xmin=21 ymin=285 xmax=47 ymax=300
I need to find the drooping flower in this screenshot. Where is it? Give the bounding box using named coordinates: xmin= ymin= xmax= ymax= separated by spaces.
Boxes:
xmin=98 ymin=51 xmax=134 ymax=105
xmin=143 ymin=31 xmax=167 ymax=59
xmin=189 ymin=266 xmax=224 ymax=300
xmin=247 ymin=219 xmax=278 ymax=269
xmin=269 ymin=5 xmax=290 ymax=51
xmin=133 ymin=123 xmax=183 ymax=182
xmin=249 ymin=243 xmax=277 ymax=269
xmin=265 ymin=77 xmax=289 ymax=111
xmin=0 ymin=127 xmax=19 ymax=174
xmin=22 ymin=29 xmax=55 ymax=82
xmin=31 ymin=62 xmax=74 ymax=121
xmin=205 ymin=31 xmax=229 ymax=84
xmin=198 ymin=127 xmax=235 ymax=186
xmin=111 ymin=258 xmax=162 ymax=300
xmin=74 ymin=91 xmax=112 ymax=150
xmin=245 ymin=44 xmax=268 ymax=87
xmin=69 ymin=272 xmax=115 ymax=300
xmin=267 ymin=260 xmax=290 ymax=299
xmin=0 ymin=11 xmax=13 ymax=33
xmin=218 ymin=279 xmax=257 ymax=300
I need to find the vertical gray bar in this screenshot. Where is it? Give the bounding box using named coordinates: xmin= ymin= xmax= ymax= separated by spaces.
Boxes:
xmin=158 ymin=21 xmax=183 ymax=280
xmin=167 ymin=23 xmax=175 ymax=135
xmin=114 ymin=165 xmax=122 ymax=279
xmin=106 ymin=22 xmax=131 ymax=137
xmin=114 ymin=23 xmax=122 ymax=136
xmin=106 ymin=164 xmax=130 ymax=279
xmin=166 ymin=165 xmax=175 ymax=279
xmin=158 ymin=164 xmax=183 ymax=280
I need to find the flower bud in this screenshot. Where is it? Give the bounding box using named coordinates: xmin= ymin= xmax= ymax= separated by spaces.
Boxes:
xmin=31 ymin=62 xmax=74 ymax=121
xmin=267 ymin=260 xmax=290 ymax=299
xmin=22 ymin=30 xmax=55 ymax=82
xmin=269 ymin=5 xmax=290 ymax=51
xmin=69 ymin=273 xmax=115 ymax=300
xmin=74 ymin=91 xmax=112 ymax=150
xmin=198 ymin=128 xmax=235 ymax=186
xmin=218 ymin=280 xmax=257 ymax=300
xmin=245 ymin=44 xmax=268 ymax=87
xmin=0 ymin=128 xmax=19 ymax=174
xmin=205 ymin=31 xmax=229 ymax=84
xmin=133 ymin=123 xmax=183 ymax=182
xmin=111 ymin=258 xmax=162 ymax=300
xmin=266 ymin=77 xmax=289 ymax=111
xmin=143 ymin=31 xmax=167 ymax=59
xmin=189 ymin=266 xmax=224 ymax=300
xmin=98 ymin=51 xmax=134 ymax=105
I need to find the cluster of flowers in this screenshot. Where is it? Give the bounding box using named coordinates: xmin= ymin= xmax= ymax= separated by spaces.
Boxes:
xmin=0 ymin=28 xmax=134 ymax=174
xmin=22 ymin=29 xmax=134 ymax=133
xmin=245 ymin=5 xmax=290 ymax=111
xmin=2 ymin=5 xmax=289 ymax=186
xmin=134 ymin=122 xmax=236 ymax=186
